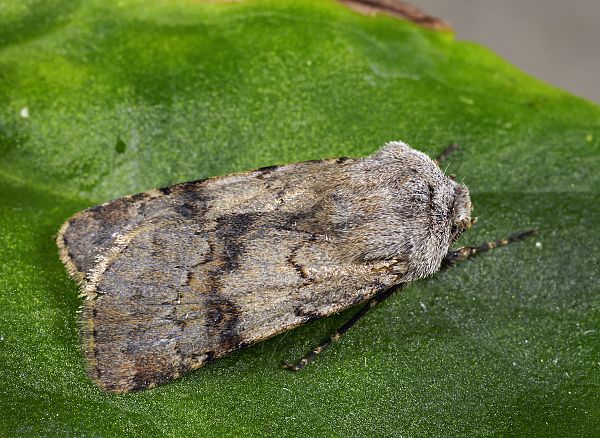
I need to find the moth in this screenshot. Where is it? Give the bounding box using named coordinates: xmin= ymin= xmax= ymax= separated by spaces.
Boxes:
xmin=57 ymin=141 xmax=533 ymax=393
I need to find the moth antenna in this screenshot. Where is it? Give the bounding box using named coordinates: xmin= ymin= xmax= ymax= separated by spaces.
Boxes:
xmin=442 ymin=229 xmax=537 ymax=267
xmin=284 ymin=228 xmax=537 ymax=372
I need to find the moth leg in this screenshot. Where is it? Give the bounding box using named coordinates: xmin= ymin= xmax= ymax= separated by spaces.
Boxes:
xmin=435 ymin=143 xmax=459 ymax=165
xmin=283 ymin=229 xmax=537 ymax=372
xmin=282 ymin=285 xmax=404 ymax=372
xmin=442 ymin=229 xmax=537 ymax=268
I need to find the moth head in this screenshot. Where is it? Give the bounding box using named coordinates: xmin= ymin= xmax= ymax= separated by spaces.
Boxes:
xmin=338 ymin=140 xmax=475 ymax=281
xmin=449 ymin=184 xmax=472 ymax=243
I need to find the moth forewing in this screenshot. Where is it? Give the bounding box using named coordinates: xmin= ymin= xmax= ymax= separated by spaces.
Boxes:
xmin=57 ymin=141 xmax=471 ymax=393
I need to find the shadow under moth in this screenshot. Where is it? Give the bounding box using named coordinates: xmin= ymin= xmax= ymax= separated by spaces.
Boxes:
xmin=57 ymin=141 xmax=534 ymax=393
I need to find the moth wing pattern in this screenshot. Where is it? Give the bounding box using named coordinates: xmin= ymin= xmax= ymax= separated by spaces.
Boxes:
xmin=57 ymin=141 xmax=468 ymax=392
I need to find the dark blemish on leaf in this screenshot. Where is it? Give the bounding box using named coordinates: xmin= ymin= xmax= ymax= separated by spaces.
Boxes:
xmin=115 ymin=138 xmax=127 ymax=154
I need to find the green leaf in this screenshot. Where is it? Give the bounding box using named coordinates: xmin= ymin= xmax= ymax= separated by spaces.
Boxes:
xmin=1 ymin=0 xmax=599 ymax=436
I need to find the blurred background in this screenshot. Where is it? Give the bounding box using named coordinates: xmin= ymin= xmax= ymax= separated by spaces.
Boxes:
xmin=414 ymin=0 xmax=600 ymax=104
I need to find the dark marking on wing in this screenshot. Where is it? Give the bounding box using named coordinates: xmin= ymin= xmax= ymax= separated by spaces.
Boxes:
xmin=277 ymin=203 xmax=328 ymax=236
xmin=179 ymin=186 xmax=210 ymax=204
xmin=62 ymin=194 xmax=148 ymax=275
xmin=175 ymin=202 xmax=197 ymax=219
xmin=130 ymin=192 xmax=152 ymax=202
xmin=61 ymin=234 xmax=79 ymax=265
xmin=171 ymin=177 xmax=210 ymax=193
xmin=185 ymin=271 xmax=194 ymax=286
xmin=215 ymin=212 xmax=262 ymax=272
xmin=294 ymin=307 xmax=321 ymax=323
xmin=158 ymin=177 xmax=211 ymax=196
xmin=287 ymin=245 xmax=309 ymax=280
xmin=132 ymin=352 xmax=174 ymax=391
xmin=187 ymin=218 xmax=249 ymax=353
xmin=336 ymin=156 xmax=351 ymax=164
xmin=88 ymin=197 xmax=136 ymax=222
xmin=173 ymin=188 xmax=211 ymax=219
xmin=204 ymin=296 xmax=242 ymax=352
xmin=256 ymin=164 xmax=280 ymax=177
xmin=177 ymin=351 xmax=192 ymax=376
xmin=203 ymin=351 xmax=215 ymax=363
